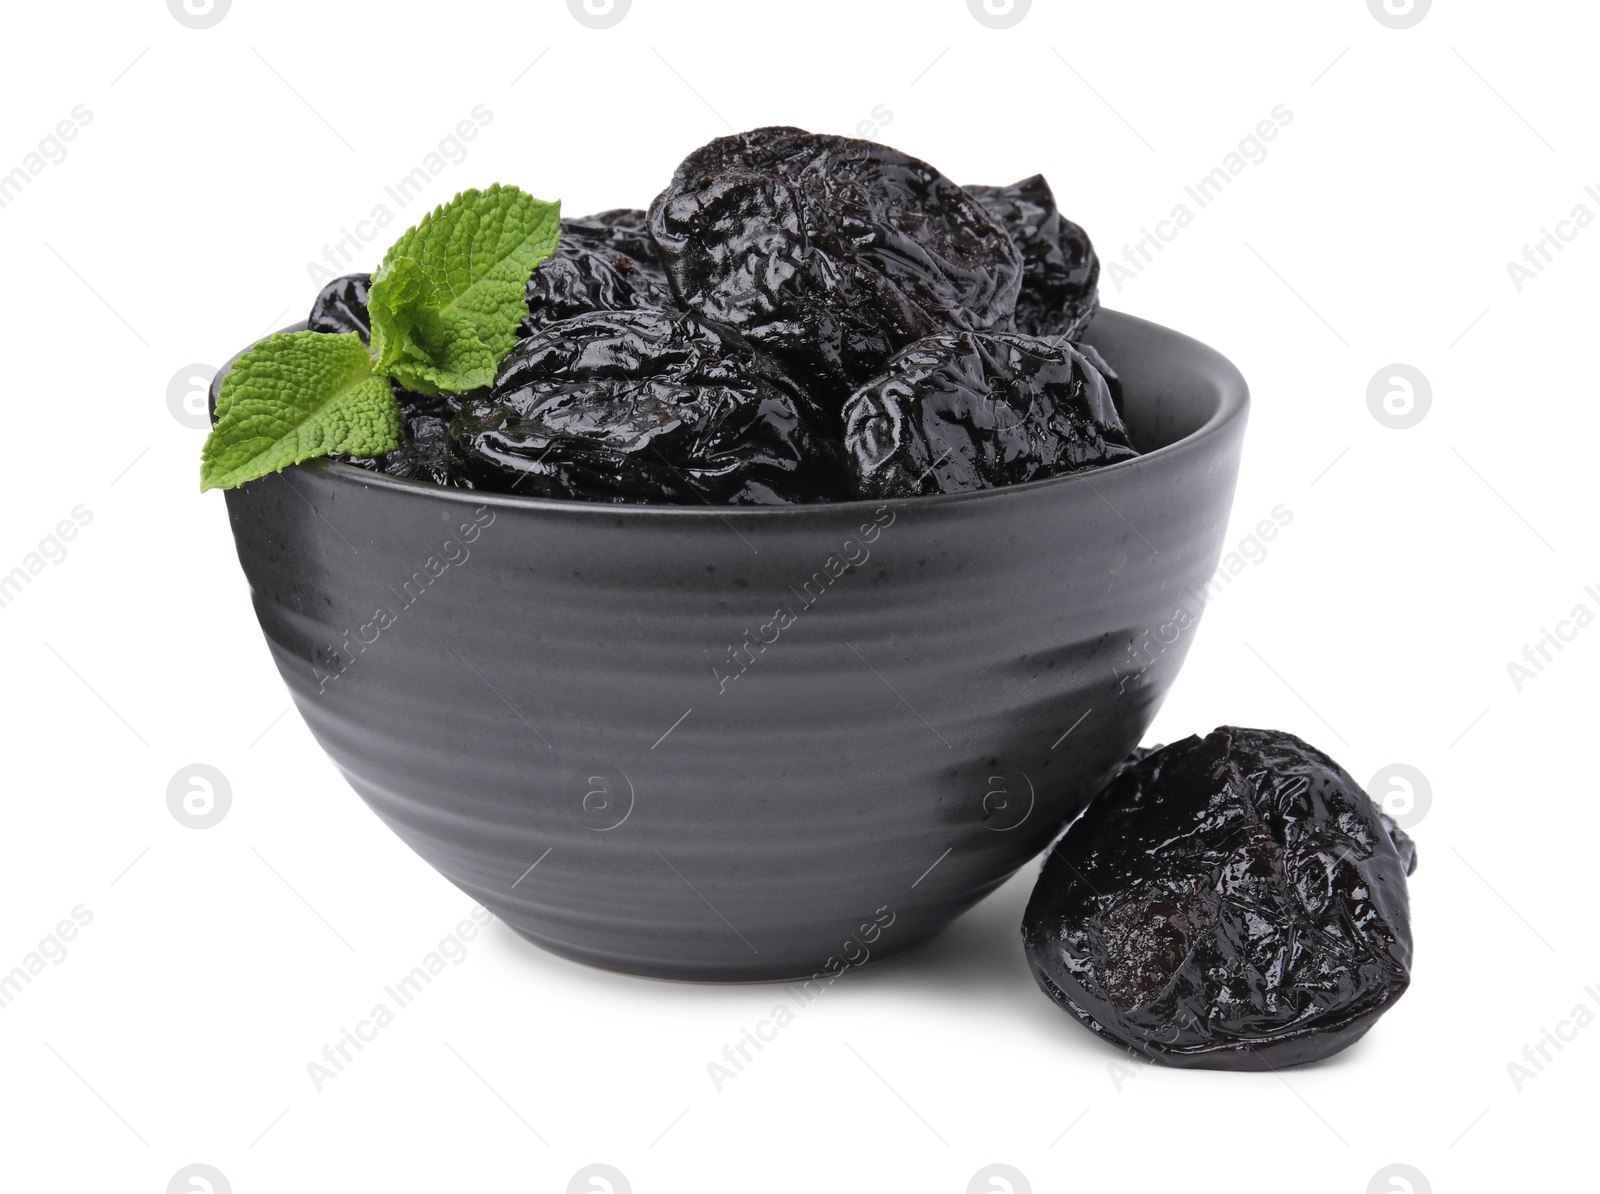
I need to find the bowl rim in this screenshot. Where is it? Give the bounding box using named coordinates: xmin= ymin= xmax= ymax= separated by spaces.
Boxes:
xmin=221 ymin=307 xmax=1248 ymax=519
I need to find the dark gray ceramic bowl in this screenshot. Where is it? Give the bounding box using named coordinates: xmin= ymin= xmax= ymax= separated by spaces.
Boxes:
xmin=218 ymin=309 xmax=1247 ymax=981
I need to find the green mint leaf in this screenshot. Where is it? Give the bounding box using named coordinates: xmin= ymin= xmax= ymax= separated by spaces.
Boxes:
xmin=200 ymin=331 xmax=401 ymax=492
xmin=369 ymin=184 xmax=561 ymax=394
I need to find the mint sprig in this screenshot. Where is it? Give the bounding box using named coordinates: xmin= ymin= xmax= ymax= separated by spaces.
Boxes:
xmin=370 ymin=184 xmax=561 ymax=395
xmin=200 ymin=185 xmax=561 ymax=492
xmin=201 ymin=332 xmax=398 ymax=492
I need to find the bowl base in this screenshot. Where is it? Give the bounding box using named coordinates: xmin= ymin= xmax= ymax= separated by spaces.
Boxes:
xmin=503 ymin=919 xmax=947 ymax=985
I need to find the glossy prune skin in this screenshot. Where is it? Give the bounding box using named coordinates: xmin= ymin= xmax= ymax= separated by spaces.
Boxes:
xmin=521 ymin=209 xmax=678 ymax=334
xmin=308 ymin=272 xmax=375 ymax=343
xmin=1024 ymin=727 xmax=1415 ymax=1070
xmin=307 ymin=273 xmax=460 ymax=484
xmin=1073 ymin=339 xmax=1124 ymax=419
xmin=359 ymin=413 xmax=454 ymax=486
xmin=649 ymin=126 xmax=1024 ymax=410
xmin=966 ymin=175 xmax=1099 ymax=342
xmin=841 ymin=332 xmax=1137 ymax=498
xmin=448 ymin=309 xmax=848 ymax=504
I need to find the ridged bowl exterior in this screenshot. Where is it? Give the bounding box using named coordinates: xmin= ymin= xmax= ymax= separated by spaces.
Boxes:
xmin=219 ymin=310 xmax=1248 ymax=980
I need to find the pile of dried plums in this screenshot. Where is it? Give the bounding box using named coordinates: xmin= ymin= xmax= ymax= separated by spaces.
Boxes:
xmin=308 ymin=126 xmax=1135 ymax=502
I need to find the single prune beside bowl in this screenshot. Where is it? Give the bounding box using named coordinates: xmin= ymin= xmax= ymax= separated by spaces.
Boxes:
xmin=521 ymin=209 xmax=678 ymax=334
xmin=966 ymin=175 xmax=1100 ymax=342
xmin=448 ymin=308 xmax=848 ymax=504
xmin=841 ymin=331 xmax=1137 ymax=498
xmin=307 ymin=273 xmax=462 ymax=484
xmin=1023 ymin=727 xmax=1415 ymax=1070
xmin=649 ymin=126 xmax=1024 ymax=409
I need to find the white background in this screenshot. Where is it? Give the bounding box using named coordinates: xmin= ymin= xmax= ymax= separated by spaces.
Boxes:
xmin=1 ymin=1 xmax=1595 ymax=1191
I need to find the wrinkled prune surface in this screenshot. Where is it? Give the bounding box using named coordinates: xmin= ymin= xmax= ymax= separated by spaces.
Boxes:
xmin=1024 ymin=727 xmax=1415 ymax=1070
xmin=353 ymin=412 xmax=453 ymax=485
xmin=448 ymin=309 xmax=847 ymax=504
xmin=841 ymin=332 xmax=1137 ymax=498
xmin=307 ymin=274 xmax=461 ymax=484
xmin=966 ymin=175 xmax=1099 ymax=342
xmin=649 ymin=126 xmax=1024 ymax=409
xmin=1380 ymin=812 xmax=1419 ymax=878
xmin=1073 ymin=339 xmax=1124 ymax=419
xmin=521 ymin=209 xmax=679 ymax=334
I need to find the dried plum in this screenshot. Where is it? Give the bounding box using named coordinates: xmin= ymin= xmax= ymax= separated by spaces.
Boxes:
xmin=649 ymin=126 xmax=1024 ymax=409
xmin=521 ymin=209 xmax=678 ymax=334
xmin=349 ymin=413 xmax=451 ymax=485
xmin=448 ymin=309 xmax=847 ymax=504
xmin=308 ymin=272 xmax=375 ymax=344
xmin=841 ymin=331 xmax=1137 ymax=498
xmin=1073 ymin=340 xmax=1124 ymax=419
xmin=966 ymin=175 xmax=1099 ymax=342
xmin=307 ymin=274 xmax=461 ymax=484
xmin=1023 ymin=727 xmax=1415 ymax=1070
